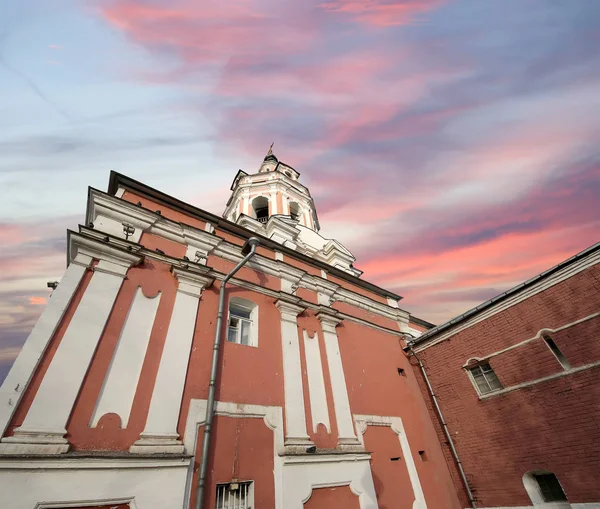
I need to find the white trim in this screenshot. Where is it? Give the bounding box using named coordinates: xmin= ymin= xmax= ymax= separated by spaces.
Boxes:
xmin=468 ymin=506 xmax=600 ymax=509
xmin=354 ymin=414 xmax=427 ymax=509
xmin=467 ymin=312 xmax=600 ymax=363
xmin=317 ymin=313 xmax=360 ymax=447
xmin=0 ymin=256 xmax=91 ymax=438
xmin=91 ymin=286 xmax=161 ymax=428
xmin=131 ymin=270 xmax=212 ymax=454
xmin=227 ymin=297 xmax=259 ymax=348
xmin=182 ymin=399 xmax=284 ymax=509
xmin=479 ymin=360 xmax=600 ymax=399
xmin=1 ymin=257 xmax=138 ymax=455
xmin=302 ymin=330 xmax=330 ymax=433
xmin=36 ymin=497 xmax=137 ymax=509
xmin=275 ymin=300 xmax=312 ymax=446
xmin=182 ymin=399 xmax=379 ymax=509
xmin=415 ymin=251 xmax=600 ymax=352
xmin=0 ymin=456 xmax=190 ymax=509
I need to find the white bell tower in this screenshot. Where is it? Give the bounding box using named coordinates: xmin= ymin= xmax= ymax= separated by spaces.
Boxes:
xmin=223 ymin=145 xmax=320 ymax=231
xmin=223 ymin=146 xmax=362 ymax=277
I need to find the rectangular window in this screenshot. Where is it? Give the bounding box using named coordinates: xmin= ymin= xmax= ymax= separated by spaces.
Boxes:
xmin=542 ymin=335 xmax=571 ymax=370
xmin=469 ymin=362 xmax=503 ymax=395
xmin=216 ymin=482 xmax=252 ymax=509
xmin=227 ymin=304 xmax=253 ymax=346
xmin=534 ymin=473 xmax=567 ymax=502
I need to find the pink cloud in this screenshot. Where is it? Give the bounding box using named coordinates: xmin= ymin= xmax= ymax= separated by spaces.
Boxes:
xmin=28 ymin=296 xmax=47 ymax=306
xmin=319 ymin=0 xmax=442 ymax=27
xmin=49 ymin=44 xmax=64 ymax=49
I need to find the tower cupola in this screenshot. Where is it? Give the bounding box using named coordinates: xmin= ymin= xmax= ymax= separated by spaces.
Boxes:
xmin=222 ymin=147 xmax=362 ymax=277
xmin=224 ymin=145 xmax=320 ymax=231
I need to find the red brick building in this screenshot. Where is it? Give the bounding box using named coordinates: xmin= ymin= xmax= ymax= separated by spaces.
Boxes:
xmin=409 ymin=242 xmax=600 ymax=509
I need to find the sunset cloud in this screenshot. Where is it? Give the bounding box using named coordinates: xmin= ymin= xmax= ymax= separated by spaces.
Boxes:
xmin=1 ymin=0 xmax=598 ymax=383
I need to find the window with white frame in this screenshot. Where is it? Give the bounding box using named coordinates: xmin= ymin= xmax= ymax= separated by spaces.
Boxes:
xmin=227 ymin=298 xmax=258 ymax=347
xmin=534 ymin=473 xmax=568 ymax=503
xmin=468 ymin=362 xmax=503 ymax=395
xmin=523 ymin=470 xmax=569 ymax=507
xmin=216 ymin=481 xmax=253 ymax=509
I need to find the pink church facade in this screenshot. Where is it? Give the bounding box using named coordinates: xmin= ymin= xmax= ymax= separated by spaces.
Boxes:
xmin=0 ymin=152 xmax=461 ymax=509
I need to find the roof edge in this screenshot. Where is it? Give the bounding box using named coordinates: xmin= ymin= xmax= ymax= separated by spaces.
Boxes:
xmin=411 ymin=240 xmax=600 ymax=347
xmin=107 ymin=171 xmax=403 ymax=301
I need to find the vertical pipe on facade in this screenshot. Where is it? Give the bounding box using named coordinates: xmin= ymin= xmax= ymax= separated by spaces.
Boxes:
xmin=195 ymin=237 xmax=261 ymax=509
xmin=407 ymin=343 xmax=478 ymax=509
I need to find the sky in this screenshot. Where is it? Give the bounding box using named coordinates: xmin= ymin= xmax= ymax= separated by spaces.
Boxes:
xmin=1 ymin=0 xmax=599 ymax=382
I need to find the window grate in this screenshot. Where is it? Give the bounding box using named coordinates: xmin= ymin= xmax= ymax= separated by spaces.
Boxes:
xmin=469 ymin=362 xmax=503 ymax=395
xmin=216 ymin=482 xmax=252 ymax=509
xmin=534 ymin=473 xmax=567 ymax=502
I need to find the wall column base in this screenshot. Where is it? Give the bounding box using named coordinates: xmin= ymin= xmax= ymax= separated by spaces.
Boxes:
xmin=0 ymin=428 xmax=70 ymax=455
xmin=129 ymin=432 xmax=184 ymax=454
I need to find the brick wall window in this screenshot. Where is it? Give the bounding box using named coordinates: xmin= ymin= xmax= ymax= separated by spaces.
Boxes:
xmin=468 ymin=362 xmax=503 ymax=395
xmin=533 ymin=473 xmax=567 ymax=503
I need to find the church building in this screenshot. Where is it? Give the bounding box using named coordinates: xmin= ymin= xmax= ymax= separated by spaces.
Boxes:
xmin=0 ymin=149 xmax=461 ymax=509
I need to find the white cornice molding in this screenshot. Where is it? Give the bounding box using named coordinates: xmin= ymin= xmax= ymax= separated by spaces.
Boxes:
xmin=181 ymin=225 xmax=222 ymax=265
xmin=414 ymin=250 xmax=600 ymax=352
xmin=0 ymin=456 xmax=190 ymax=470
xmin=235 ymin=215 xmax=266 ymax=234
xmin=172 ymin=268 xmax=214 ymax=298
xmin=266 ymin=217 xmax=300 ymax=247
xmin=68 ymin=233 xmax=144 ymax=272
xmin=87 ymin=189 xmax=158 ymax=243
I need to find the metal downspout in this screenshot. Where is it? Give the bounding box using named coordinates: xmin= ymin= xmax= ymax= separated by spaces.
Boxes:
xmin=195 ymin=237 xmax=261 ymax=509
xmin=408 ymin=343 xmax=478 ymax=509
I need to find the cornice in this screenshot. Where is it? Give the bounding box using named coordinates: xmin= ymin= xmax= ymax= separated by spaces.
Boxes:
xmin=67 ymin=231 xmax=144 ymax=270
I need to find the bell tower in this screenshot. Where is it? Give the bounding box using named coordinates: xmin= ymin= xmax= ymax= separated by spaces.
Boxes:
xmin=223 ymin=146 xmax=361 ymax=277
xmin=223 ymin=145 xmax=320 ymax=231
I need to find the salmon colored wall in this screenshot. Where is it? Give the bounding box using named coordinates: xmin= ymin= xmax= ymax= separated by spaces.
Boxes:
xmin=296 ymin=287 xmax=318 ymax=305
xmin=177 ymin=285 xmax=284 ymax=437
xmin=364 ymin=425 xmax=414 ymax=509
xmin=304 ymin=485 xmax=360 ymax=509
xmin=5 ymin=264 xmax=95 ymax=436
xmin=139 ymin=232 xmax=186 ymax=259
xmin=189 ymin=416 xmax=275 ymax=509
xmin=409 ymin=321 xmax=431 ymax=333
xmin=206 ymin=255 xmax=280 ymax=292
xmin=332 ymin=301 xmax=399 ymax=331
xmin=297 ymin=310 xmax=338 ymax=449
xmin=121 ymin=191 xmax=207 ymax=231
xmin=280 ymin=255 xmax=326 ymax=277
xmin=67 ymin=259 xmax=178 ymax=450
xmin=328 ymin=274 xmax=390 ymax=305
xmin=338 ymin=320 xmax=462 ymax=509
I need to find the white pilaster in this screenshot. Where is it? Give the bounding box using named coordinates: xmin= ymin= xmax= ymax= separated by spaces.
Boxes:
xmin=130 ymin=269 xmax=213 ymax=454
xmin=302 ymin=330 xmax=330 ymax=433
xmin=275 ymin=300 xmax=312 ymax=448
xmin=282 ymin=195 xmax=289 ymax=215
xmin=317 ymin=313 xmax=360 ymax=448
xmin=0 ymin=242 xmax=142 ymax=455
xmin=90 ymin=286 xmax=162 ymax=428
xmin=270 ymin=187 xmax=279 ymax=215
xmin=0 ymin=254 xmax=92 ymax=438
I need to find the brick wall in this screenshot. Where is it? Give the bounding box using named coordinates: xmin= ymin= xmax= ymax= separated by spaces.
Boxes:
xmin=412 ymin=262 xmax=600 ymax=508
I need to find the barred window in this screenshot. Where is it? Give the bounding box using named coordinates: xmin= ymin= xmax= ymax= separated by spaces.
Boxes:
xmin=216 ymin=482 xmax=253 ymax=509
xmin=469 ymin=362 xmax=503 ymax=395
